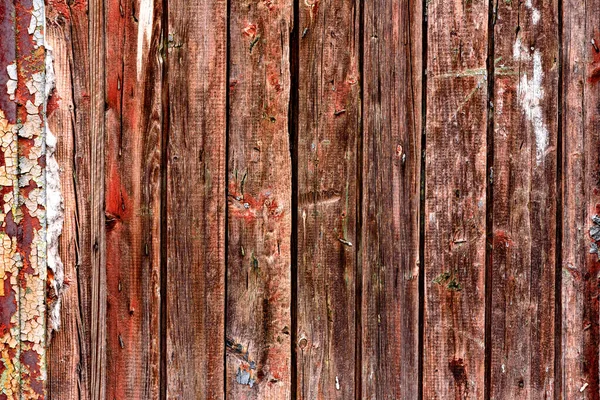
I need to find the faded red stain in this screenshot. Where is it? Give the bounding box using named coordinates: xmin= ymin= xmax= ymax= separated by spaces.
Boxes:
xmin=589 ymin=35 xmax=600 ymax=84
xmin=493 ymin=229 xmax=513 ymax=248
xmin=243 ymin=23 xmax=258 ymax=38
xmin=21 ymin=349 xmax=44 ymax=396
xmin=229 ymin=181 xmax=284 ymax=222
xmin=46 ymin=89 xmax=61 ymax=117
xmin=0 ymin=0 xmax=16 ymax=123
xmin=0 ymin=273 xmax=17 ymax=335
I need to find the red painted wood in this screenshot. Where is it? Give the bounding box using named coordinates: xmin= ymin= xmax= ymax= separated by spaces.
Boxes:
xmin=104 ymin=0 xmax=163 ymax=397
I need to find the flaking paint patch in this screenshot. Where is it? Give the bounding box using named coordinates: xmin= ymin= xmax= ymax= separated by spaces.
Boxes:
xmin=44 ymin=45 xmax=64 ymax=334
xmin=514 ymin=43 xmax=548 ymax=165
xmin=524 ymin=0 xmax=540 ymax=25
xmin=137 ymin=0 xmax=153 ymax=78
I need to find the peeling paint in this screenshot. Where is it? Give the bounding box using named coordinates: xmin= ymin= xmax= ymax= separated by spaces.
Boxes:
xmin=514 ymin=43 xmax=548 ymax=165
xmin=137 ymin=0 xmax=154 ymax=77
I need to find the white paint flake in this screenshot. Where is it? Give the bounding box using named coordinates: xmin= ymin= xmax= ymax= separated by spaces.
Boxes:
xmin=44 ymin=45 xmax=65 ymax=334
xmin=137 ymin=0 xmax=154 ymax=77
xmin=335 ymin=376 xmax=340 ymax=390
xmin=514 ymin=42 xmax=548 ymax=165
xmin=525 ymin=0 xmax=540 ymax=24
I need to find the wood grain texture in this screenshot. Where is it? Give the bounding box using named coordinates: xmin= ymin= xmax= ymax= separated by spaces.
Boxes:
xmin=226 ymin=0 xmax=292 ymax=398
xmin=89 ymin=0 xmax=108 ymax=397
xmin=423 ymin=0 xmax=488 ymax=397
xmin=562 ymin=0 xmax=600 ymax=396
xmin=361 ymin=0 xmax=422 ymax=397
xmin=45 ymin=1 xmax=101 ymax=398
xmin=295 ymin=0 xmax=359 ymax=398
xmin=491 ymin=0 xmax=558 ymax=397
xmin=166 ymin=0 xmax=227 ymax=397
xmin=104 ymin=0 xmax=163 ymax=398
xmin=45 ymin=5 xmax=82 ymax=398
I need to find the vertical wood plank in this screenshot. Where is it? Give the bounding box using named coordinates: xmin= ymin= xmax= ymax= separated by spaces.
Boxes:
xmin=491 ymin=0 xmax=558 ymax=397
xmin=104 ymin=0 xmax=163 ymax=397
xmin=12 ymin=0 xmax=50 ymax=396
xmin=166 ymin=0 xmax=227 ymax=397
xmin=45 ymin=0 xmax=101 ymax=398
xmin=361 ymin=0 xmax=422 ymax=397
xmin=0 ymin=0 xmax=20 ymax=396
xmin=45 ymin=4 xmax=83 ymax=396
xmin=423 ymin=0 xmax=488 ymax=397
xmin=89 ymin=0 xmax=108 ymax=396
xmin=562 ymin=0 xmax=600 ymax=396
xmin=295 ymin=0 xmax=360 ymax=398
xmin=226 ymin=0 xmax=292 ymax=398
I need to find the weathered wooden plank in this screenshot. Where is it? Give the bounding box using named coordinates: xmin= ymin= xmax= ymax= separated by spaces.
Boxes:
xmin=562 ymin=0 xmax=600 ymax=396
xmin=166 ymin=0 xmax=227 ymax=397
xmin=89 ymin=0 xmax=108 ymax=396
xmin=0 ymin=0 xmax=20 ymax=396
xmin=225 ymin=0 xmax=292 ymax=398
xmin=490 ymin=0 xmax=558 ymax=397
xmin=295 ymin=0 xmax=359 ymax=398
xmin=423 ymin=0 xmax=488 ymax=397
xmin=104 ymin=0 xmax=163 ymax=397
xmin=361 ymin=0 xmax=422 ymax=397
xmin=45 ymin=4 xmax=80 ymax=398
xmin=45 ymin=0 xmax=100 ymax=398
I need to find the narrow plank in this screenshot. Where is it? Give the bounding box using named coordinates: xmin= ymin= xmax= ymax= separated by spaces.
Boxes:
xmin=295 ymin=0 xmax=359 ymax=398
xmin=423 ymin=0 xmax=488 ymax=396
xmin=89 ymin=0 xmax=108 ymax=396
xmin=225 ymin=0 xmax=292 ymax=397
xmin=562 ymin=0 xmax=600 ymax=395
xmin=104 ymin=0 xmax=163 ymax=397
xmin=0 ymin=0 xmax=20 ymax=396
xmin=45 ymin=0 xmax=100 ymax=398
xmin=166 ymin=0 xmax=227 ymax=396
xmin=361 ymin=0 xmax=422 ymax=396
xmin=45 ymin=5 xmax=82 ymax=397
xmin=13 ymin=0 xmax=50 ymax=396
xmin=491 ymin=0 xmax=558 ymax=397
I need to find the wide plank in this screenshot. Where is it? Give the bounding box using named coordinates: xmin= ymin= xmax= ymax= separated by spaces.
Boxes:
xmin=423 ymin=0 xmax=489 ymax=397
xmin=226 ymin=0 xmax=292 ymax=397
xmin=361 ymin=0 xmax=422 ymax=397
xmin=104 ymin=0 xmax=163 ymax=397
xmin=166 ymin=0 xmax=227 ymax=397
xmin=490 ymin=0 xmax=558 ymax=397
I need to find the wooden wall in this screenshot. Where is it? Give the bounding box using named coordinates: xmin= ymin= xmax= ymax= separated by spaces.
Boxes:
xmin=30 ymin=0 xmax=600 ymax=397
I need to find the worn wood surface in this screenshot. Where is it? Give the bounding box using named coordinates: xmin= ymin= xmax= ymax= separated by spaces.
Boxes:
xmin=19 ymin=0 xmax=600 ymax=397
xmin=226 ymin=0 xmax=292 ymax=397
xmin=423 ymin=0 xmax=488 ymax=397
xmin=361 ymin=0 xmax=422 ymax=397
xmin=165 ymin=0 xmax=227 ymax=397
xmin=104 ymin=0 xmax=163 ymax=397
xmin=295 ymin=0 xmax=359 ymax=398
xmin=491 ymin=0 xmax=558 ymax=397
xmin=562 ymin=0 xmax=600 ymax=396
